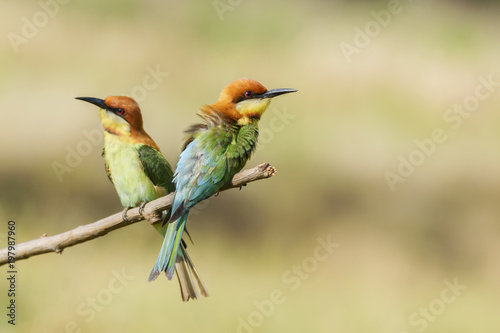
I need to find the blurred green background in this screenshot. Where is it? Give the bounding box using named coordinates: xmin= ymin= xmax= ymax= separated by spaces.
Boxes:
xmin=1 ymin=0 xmax=500 ymax=332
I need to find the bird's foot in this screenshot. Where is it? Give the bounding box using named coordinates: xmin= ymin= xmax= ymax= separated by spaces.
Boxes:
xmin=122 ymin=207 xmax=130 ymax=222
xmin=214 ymin=192 xmax=219 ymax=197
xmin=138 ymin=202 xmax=148 ymax=217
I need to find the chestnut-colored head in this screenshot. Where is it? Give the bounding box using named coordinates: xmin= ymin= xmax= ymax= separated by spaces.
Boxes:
xmin=76 ymin=96 xmax=158 ymax=149
xmin=76 ymin=96 xmax=143 ymax=132
xmin=209 ymin=78 xmax=297 ymax=124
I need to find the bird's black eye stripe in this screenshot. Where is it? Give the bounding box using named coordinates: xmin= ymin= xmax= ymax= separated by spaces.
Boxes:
xmin=234 ymin=90 xmax=258 ymax=103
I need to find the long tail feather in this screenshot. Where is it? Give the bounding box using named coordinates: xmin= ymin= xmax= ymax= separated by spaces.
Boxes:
xmin=175 ymin=246 xmax=198 ymax=300
xmin=165 ymin=217 xmax=185 ymax=279
xmin=148 ymin=214 xmax=187 ymax=282
xmin=151 ymin=217 xmax=208 ymax=301
xmin=175 ymin=244 xmax=209 ymax=301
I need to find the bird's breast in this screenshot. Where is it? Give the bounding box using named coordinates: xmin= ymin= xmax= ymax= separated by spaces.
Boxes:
xmin=103 ymin=133 xmax=164 ymax=207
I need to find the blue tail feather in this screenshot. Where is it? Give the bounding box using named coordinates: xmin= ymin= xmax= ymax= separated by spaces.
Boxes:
xmin=148 ymin=214 xmax=187 ymax=282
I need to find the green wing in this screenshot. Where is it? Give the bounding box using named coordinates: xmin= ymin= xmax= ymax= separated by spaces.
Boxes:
xmin=195 ymin=124 xmax=258 ymax=186
xmin=138 ymin=145 xmax=175 ymax=194
xmin=171 ymin=124 xmax=259 ymax=219
xmin=226 ymin=124 xmax=259 ymax=165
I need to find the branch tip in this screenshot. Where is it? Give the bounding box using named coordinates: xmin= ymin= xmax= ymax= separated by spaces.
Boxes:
xmin=266 ymin=166 xmax=277 ymax=177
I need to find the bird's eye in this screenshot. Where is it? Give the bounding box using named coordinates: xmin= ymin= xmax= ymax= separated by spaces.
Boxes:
xmin=117 ymin=108 xmax=125 ymax=115
xmin=244 ymin=91 xmax=253 ymax=98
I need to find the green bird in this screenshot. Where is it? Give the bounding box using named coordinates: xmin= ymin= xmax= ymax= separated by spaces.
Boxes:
xmin=148 ymin=79 xmax=297 ymax=282
xmin=76 ymin=96 xmax=208 ymax=301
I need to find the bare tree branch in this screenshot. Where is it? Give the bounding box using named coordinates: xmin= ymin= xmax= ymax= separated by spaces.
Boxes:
xmin=0 ymin=163 xmax=276 ymax=266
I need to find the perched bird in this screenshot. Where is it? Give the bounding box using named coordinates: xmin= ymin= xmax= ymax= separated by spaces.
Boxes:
xmin=75 ymin=96 xmax=208 ymax=301
xmin=148 ymin=79 xmax=297 ymax=282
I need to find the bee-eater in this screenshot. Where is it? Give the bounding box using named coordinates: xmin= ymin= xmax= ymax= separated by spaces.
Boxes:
xmin=75 ymin=96 xmax=208 ymax=301
xmin=148 ymin=79 xmax=297 ymax=282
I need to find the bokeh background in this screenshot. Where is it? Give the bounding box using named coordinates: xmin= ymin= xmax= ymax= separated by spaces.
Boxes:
xmin=1 ymin=0 xmax=500 ymax=332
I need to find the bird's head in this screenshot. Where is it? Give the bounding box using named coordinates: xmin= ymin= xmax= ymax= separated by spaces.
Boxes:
xmin=211 ymin=78 xmax=297 ymax=125
xmin=76 ymin=96 xmax=144 ymax=136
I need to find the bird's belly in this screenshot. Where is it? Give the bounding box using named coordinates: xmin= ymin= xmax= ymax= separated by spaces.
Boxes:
xmin=104 ymin=137 xmax=163 ymax=207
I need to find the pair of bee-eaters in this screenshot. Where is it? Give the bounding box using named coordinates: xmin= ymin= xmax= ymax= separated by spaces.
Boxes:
xmin=76 ymin=78 xmax=296 ymax=301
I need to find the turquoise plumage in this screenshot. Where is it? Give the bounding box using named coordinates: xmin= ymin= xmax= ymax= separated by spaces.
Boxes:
xmin=148 ymin=79 xmax=297 ymax=283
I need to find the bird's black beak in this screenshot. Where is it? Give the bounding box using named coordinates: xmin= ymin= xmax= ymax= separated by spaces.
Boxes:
xmin=75 ymin=97 xmax=110 ymax=111
xmin=260 ymin=88 xmax=298 ymax=99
